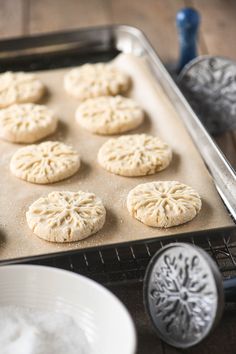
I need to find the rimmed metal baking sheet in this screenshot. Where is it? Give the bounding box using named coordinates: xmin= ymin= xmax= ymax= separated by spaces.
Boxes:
xmin=0 ymin=25 xmax=235 ymax=263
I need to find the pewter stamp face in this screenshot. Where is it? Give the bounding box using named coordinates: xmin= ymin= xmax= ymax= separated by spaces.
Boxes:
xmin=179 ymin=57 xmax=236 ymax=135
xmin=147 ymin=245 xmax=218 ymax=348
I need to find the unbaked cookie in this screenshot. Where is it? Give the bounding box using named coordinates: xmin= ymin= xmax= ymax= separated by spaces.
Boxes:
xmin=127 ymin=181 xmax=202 ymax=228
xmin=10 ymin=141 xmax=80 ymax=184
xmin=75 ymin=95 xmax=144 ymax=135
xmin=0 ymin=103 xmax=57 ymax=143
xmin=64 ymin=63 xmax=130 ymax=100
xmin=0 ymin=71 xmax=45 ymax=108
xmin=98 ymin=134 xmax=172 ymax=176
xmin=26 ymin=190 xmax=106 ymax=242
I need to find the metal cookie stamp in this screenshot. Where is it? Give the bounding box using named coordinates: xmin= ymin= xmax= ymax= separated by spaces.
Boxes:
xmin=178 ymin=56 xmax=236 ymax=135
xmin=144 ymin=243 xmax=224 ymax=348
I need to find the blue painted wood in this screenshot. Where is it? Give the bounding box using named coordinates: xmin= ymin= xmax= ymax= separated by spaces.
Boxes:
xmin=176 ymin=7 xmax=200 ymax=73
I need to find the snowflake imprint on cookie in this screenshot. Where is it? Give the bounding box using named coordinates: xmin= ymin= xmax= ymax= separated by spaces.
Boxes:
xmin=0 ymin=71 xmax=45 ymax=108
xmin=127 ymin=181 xmax=202 ymax=227
xmin=98 ymin=134 xmax=172 ymax=176
xmin=0 ymin=103 xmax=57 ymax=143
xmin=10 ymin=141 xmax=80 ymax=184
xmin=76 ymin=95 xmax=144 ymax=135
xmin=26 ymin=190 xmax=106 ymax=242
xmin=64 ymin=63 xmax=130 ymax=100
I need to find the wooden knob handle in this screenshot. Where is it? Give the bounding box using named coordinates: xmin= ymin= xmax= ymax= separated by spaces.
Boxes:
xmin=176 ymin=7 xmax=200 ymax=73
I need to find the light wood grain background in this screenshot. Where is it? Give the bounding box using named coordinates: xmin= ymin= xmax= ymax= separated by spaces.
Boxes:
xmin=2 ymin=0 xmax=236 ymax=61
xmin=0 ymin=0 xmax=236 ymax=61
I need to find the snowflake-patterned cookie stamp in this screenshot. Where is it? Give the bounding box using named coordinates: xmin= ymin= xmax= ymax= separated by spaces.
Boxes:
xmin=26 ymin=190 xmax=106 ymax=242
xmin=144 ymin=243 xmax=224 ymax=348
xmin=179 ymin=56 xmax=236 ymax=134
xmin=10 ymin=141 xmax=80 ymax=184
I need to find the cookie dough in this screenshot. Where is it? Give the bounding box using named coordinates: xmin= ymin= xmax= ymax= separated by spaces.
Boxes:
xmin=127 ymin=181 xmax=202 ymax=228
xmin=98 ymin=134 xmax=172 ymax=176
xmin=64 ymin=63 xmax=130 ymax=100
xmin=0 ymin=103 xmax=57 ymax=143
xmin=75 ymin=95 xmax=144 ymax=135
xmin=10 ymin=141 xmax=80 ymax=184
xmin=26 ymin=190 xmax=106 ymax=242
xmin=0 ymin=71 xmax=45 ymax=108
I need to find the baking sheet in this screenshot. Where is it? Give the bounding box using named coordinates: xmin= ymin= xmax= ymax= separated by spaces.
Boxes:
xmin=0 ymin=53 xmax=234 ymax=261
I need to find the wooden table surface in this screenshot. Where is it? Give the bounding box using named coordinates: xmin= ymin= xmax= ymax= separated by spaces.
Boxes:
xmin=1 ymin=1 xmax=236 ymax=353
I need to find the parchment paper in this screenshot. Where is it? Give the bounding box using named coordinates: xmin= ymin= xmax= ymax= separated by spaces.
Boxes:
xmin=0 ymin=53 xmax=234 ymax=261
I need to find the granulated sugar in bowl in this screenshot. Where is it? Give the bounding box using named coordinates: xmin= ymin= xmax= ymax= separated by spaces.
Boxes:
xmin=0 ymin=265 xmax=136 ymax=354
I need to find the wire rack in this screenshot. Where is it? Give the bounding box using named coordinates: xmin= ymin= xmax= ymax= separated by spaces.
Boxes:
xmin=24 ymin=230 xmax=236 ymax=285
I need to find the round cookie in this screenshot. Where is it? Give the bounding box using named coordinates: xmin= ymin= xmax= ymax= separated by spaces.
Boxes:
xmin=0 ymin=103 xmax=57 ymax=143
xmin=98 ymin=134 xmax=172 ymax=176
xmin=0 ymin=71 xmax=45 ymax=108
xmin=127 ymin=181 xmax=202 ymax=228
xmin=10 ymin=141 xmax=80 ymax=184
xmin=75 ymin=95 xmax=144 ymax=135
xmin=26 ymin=190 xmax=106 ymax=242
xmin=64 ymin=63 xmax=130 ymax=100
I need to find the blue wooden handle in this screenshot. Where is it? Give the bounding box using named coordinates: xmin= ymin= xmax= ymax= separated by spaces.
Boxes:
xmin=176 ymin=7 xmax=200 ymax=73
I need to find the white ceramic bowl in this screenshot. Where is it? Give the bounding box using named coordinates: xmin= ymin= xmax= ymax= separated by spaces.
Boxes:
xmin=0 ymin=265 xmax=136 ymax=354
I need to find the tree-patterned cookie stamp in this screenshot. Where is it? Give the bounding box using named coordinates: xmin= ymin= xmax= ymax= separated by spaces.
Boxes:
xmin=0 ymin=103 xmax=57 ymax=143
xmin=10 ymin=141 xmax=80 ymax=184
xmin=127 ymin=181 xmax=201 ymax=227
xmin=26 ymin=190 xmax=106 ymax=242
xmin=98 ymin=134 xmax=172 ymax=176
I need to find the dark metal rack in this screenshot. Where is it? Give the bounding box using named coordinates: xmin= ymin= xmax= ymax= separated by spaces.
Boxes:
xmin=22 ymin=229 xmax=236 ymax=285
